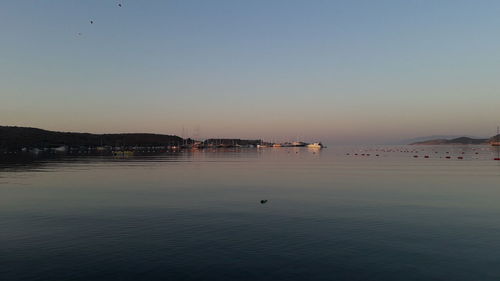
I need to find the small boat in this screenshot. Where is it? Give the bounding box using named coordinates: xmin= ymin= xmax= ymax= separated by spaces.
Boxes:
xmin=307 ymin=142 xmax=324 ymax=149
xmin=291 ymin=141 xmax=307 ymax=147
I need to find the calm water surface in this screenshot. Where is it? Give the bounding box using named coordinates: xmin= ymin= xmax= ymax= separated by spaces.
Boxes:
xmin=1 ymin=146 xmax=500 ymax=281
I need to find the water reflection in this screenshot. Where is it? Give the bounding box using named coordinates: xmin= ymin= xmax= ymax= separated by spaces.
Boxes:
xmin=1 ymin=146 xmax=500 ymax=281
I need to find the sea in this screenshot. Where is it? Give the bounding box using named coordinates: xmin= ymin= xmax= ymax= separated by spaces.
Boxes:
xmin=1 ymin=145 xmax=500 ymax=281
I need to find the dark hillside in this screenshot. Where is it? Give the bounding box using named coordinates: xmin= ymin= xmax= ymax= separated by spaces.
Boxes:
xmin=410 ymin=136 xmax=488 ymax=145
xmin=0 ymin=126 xmax=183 ymax=150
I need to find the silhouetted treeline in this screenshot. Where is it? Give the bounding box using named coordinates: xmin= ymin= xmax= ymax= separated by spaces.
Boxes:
xmin=0 ymin=126 xmax=183 ymax=150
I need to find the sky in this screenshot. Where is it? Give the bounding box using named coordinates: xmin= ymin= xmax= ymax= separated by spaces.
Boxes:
xmin=1 ymin=0 xmax=500 ymax=144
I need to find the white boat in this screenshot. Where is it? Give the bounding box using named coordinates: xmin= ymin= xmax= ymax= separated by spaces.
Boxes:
xmin=307 ymin=142 xmax=324 ymax=149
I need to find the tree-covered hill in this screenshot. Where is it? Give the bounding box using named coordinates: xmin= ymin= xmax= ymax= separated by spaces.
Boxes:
xmin=0 ymin=126 xmax=183 ymax=150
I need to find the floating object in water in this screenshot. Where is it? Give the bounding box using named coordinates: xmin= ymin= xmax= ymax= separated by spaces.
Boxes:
xmin=457 ymin=156 xmax=463 ymax=159
xmin=445 ymin=156 xmax=451 ymax=159
xmin=413 ymin=155 xmax=418 ymax=158
xmin=90 ymin=20 xmax=94 ymax=24
xmin=77 ymin=32 xmax=83 ymax=36
xmin=375 ymin=154 xmax=379 ymax=156
xmin=118 ymin=3 xmax=122 ymax=7
xmin=424 ymin=156 xmax=429 ymax=158
xmin=260 ymin=200 xmax=268 ymax=204
xmin=495 ymin=158 xmax=500 ymax=161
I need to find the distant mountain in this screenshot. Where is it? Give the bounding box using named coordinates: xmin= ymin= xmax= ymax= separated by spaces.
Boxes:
xmin=0 ymin=126 xmax=183 ymax=150
xmin=410 ymin=136 xmax=488 ymax=145
xmin=409 ymin=139 xmax=450 ymax=145
xmin=399 ymin=135 xmax=483 ymax=145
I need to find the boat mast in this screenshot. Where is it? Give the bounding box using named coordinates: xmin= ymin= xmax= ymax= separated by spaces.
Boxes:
xmin=497 ymin=126 xmax=499 ymax=159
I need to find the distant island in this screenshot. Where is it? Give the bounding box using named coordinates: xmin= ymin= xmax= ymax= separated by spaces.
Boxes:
xmin=410 ymin=135 xmax=500 ymax=145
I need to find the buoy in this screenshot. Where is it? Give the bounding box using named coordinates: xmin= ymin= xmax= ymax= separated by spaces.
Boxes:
xmin=260 ymin=200 xmax=268 ymax=204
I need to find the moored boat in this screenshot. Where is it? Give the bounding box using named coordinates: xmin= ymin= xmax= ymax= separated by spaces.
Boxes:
xmin=492 ymin=127 xmax=500 ymax=146
xmin=292 ymin=141 xmax=307 ymax=147
xmin=307 ymin=142 xmax=324 ymax=149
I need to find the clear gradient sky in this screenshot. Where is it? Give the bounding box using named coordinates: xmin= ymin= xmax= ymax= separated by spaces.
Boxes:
xmin=1 ymin=0 xmax=500 ymax=144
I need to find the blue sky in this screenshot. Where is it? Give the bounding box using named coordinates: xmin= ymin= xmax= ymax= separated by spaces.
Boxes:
xmin=1 ymin=0 xmax=500 ymax=143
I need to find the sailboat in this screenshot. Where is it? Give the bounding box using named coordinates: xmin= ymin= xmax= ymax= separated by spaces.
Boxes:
xmin=494 ymin=127 xmax=500 ymax=161
xmin=492 ymin=126 xmax=500 ymax=146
